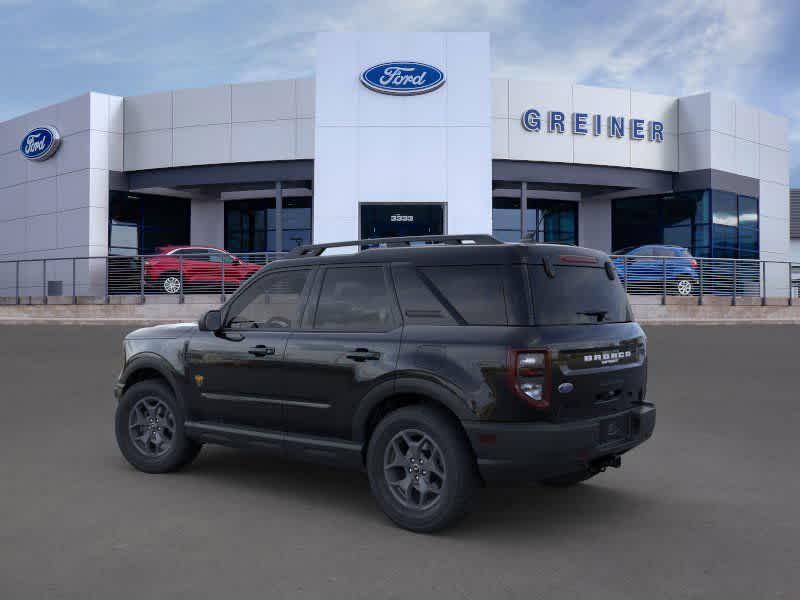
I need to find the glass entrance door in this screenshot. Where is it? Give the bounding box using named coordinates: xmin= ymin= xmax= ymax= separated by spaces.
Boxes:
xmin=360 ymin=204 xmax=444 ymax=240
xmin=526 ymin=199 xmax=577 ymax=245
xmin=223 ymin=180 xmax=313 ymax=253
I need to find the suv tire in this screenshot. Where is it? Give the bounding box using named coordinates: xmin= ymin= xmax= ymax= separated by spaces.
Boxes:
xmin=115 ymin=380 xmax=201 ymax=474
xmin=366 ymin=405 xmax=477 ymax=533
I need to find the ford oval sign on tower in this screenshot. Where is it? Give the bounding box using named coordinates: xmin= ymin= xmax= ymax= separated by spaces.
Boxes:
xmin=20 ymin=126 xmax=61 ymax=161
xmin=360 ymin=62 xmax=445 ymax=95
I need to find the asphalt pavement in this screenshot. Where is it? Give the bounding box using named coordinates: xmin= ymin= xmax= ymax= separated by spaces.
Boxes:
xmin=0 ymin=324 xmax=798 ymax=599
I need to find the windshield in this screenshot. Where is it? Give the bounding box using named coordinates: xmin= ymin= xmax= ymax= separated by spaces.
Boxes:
xmin=529 ymin=265 xmax=631 ymax=325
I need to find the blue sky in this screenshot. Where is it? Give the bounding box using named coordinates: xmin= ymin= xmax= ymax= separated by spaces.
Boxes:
xmin=1 ymin=0 xmax=797 ymax=184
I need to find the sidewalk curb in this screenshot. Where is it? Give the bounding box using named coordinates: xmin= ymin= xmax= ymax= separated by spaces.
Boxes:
xmin=1 ymin=318 xmax=799 ymax=326
xmin=0 ymin=318 xmax=179 ymax=326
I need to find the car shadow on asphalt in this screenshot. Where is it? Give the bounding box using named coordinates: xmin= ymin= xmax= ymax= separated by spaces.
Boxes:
xmin=158 ymin=446 xmax=652 ymax=538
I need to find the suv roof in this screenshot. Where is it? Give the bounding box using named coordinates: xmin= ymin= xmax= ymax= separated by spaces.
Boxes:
xmin=275 ymin=234 xmax=609 ymax=269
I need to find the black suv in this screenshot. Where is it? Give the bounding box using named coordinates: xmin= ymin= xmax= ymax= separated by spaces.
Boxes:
xmin=114 ymin=235 xmax=655 ymax=532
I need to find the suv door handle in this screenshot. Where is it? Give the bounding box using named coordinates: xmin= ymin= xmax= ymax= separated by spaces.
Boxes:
xmin=248 ymin=345 xmax=276 ymax=357
xmin=346 ymin=348 xmax=381 ymax=362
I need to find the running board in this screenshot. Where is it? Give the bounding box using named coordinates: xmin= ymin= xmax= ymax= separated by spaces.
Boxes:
xmin=184 ymin=421 xmax=364 ymax=470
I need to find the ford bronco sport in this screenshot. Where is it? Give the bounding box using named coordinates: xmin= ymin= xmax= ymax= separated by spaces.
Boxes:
xmin=114 ymin=234 xmax=655 ymax=532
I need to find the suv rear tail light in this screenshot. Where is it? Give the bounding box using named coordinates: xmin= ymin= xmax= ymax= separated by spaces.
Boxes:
xmin=690 ymin=259 xmax=698 ymax=268
xmin=508 ymin=349 xmax=551 ymax=409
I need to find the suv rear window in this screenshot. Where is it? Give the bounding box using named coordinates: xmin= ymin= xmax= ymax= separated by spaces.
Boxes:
xmin=420 ymin=266 xmax=507 ymax=325
xmin=529 ymin=265 xmax=631 ymax=326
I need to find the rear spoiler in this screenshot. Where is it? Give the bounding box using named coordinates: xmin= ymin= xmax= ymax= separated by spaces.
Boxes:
xmin=540 ymin=253 xmax=616 ymax=280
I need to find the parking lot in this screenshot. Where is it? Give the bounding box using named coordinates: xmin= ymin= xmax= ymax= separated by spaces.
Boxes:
xmin=1 ymin=324 xmax=798 ymax=599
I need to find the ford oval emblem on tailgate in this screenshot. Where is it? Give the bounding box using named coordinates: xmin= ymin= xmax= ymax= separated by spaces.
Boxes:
xmin=558 ymin=382 xmax=574 ymax=394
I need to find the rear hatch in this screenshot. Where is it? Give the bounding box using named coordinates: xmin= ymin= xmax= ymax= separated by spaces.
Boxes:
xmin=527 ymin=252 xmax=647 ymax=424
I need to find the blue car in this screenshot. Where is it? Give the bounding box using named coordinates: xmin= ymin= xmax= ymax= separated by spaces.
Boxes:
xmin=612 ymin=245 xmax=699 ymax=296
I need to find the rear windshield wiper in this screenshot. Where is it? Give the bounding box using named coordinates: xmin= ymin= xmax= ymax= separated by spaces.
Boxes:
xmin=577 ymin=310 xmax=608 ymax=322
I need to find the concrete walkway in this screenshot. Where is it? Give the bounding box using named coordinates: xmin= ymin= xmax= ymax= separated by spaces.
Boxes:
xmin=2 ymin=296 xmax=800 ymax=325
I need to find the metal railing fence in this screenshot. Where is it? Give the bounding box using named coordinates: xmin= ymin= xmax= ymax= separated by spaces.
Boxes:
xmin=0 ymin=251 xmax=798 ymax=307
xmin=609 ymin=255 xmax=796 ymax=305
xmin=0 ymin=252 xmax=286 ymax=305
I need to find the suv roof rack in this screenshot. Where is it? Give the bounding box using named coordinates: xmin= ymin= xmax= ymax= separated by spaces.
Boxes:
xmin=287 ymin=234 xmax=502 ymax=258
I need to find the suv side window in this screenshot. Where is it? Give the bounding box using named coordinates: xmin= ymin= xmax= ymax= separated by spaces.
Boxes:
xmin=391 ymin=264 xmax=456 ymax=325
xmin=227 ymin=269 xmax=311 ymax=329
xmin=420 ymin=266 xmax=508 ymax=325
xmin=314 ymin=266 xmax=394 ymax=331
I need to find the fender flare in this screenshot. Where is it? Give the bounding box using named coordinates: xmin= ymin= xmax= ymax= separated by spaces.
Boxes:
xmin=119 ymin=353 xmax=187 ymax=409
xmin=352 ymin=375 xmax=474 ymax=443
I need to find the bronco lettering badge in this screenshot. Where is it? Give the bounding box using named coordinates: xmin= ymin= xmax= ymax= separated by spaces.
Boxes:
xmin=583 ymin=350 xmax=632 ymax=365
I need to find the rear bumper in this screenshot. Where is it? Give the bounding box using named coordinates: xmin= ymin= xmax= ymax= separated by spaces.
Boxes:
xmin=464 ymin=404 xmax=656 ymax=483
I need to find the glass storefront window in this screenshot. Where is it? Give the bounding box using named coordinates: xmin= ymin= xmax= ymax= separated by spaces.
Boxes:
xmin=283 ymin=197 xmax=312 ymax=249
xmin=611 ymin=196 xmax=661 ymax=252
xmin=693 ymin=225 xmax=710 ymax=249
xmin=612 ymin=190 xmax=758 ymax=259
xmin=491 ymin=183 xmax=578 ymax=245
xmin=712 ymin=191 xmax=738 ymax=226
xmin=738 ymin=226 xmax=758 ymax=258
xmin=224 ymin=181 xmax=312 ymax=253
xmin=108 ymin=191 xmax=190 ymax=255
xmin=225 ymin=198 xmax=274 ymax=254
xmin=712 ymin=224 xmax=738 ymax=255
xmin=663 ymin=225 xmax=692 ymax=248
xmin=492 ymin=197 xmax=521 ymax=242
xmin=528 ymin=199 xmax=577 ymax=245
xmin=739 ymin=195 xmax=758 ymax=227
xmin=662 ymin=194 xmax=692 ymax=227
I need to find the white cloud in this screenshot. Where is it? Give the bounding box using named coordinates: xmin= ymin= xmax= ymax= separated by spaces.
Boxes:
xmin=231 ymin=0 xmax=524 ymax=82
xmin=32 ymin=0 xmax=785 ymax=101
xmin=493 ymin=0 xmax=779 ymax=98
xmin=228 ymin=0 xmax=777 ymax=106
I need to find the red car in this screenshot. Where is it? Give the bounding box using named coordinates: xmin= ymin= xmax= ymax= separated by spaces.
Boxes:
xmin=145 ymin=246 xmax=262 ymax=294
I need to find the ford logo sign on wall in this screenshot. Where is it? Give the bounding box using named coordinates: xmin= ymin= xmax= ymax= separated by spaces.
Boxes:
xmin=360 ymin=62 xmax=445 ymax=95
xmin=20 ymin=126 xmax=61 ymax=161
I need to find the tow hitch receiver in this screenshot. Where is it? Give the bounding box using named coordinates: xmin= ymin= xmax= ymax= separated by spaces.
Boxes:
xmin=591 ymin=454 xmax=622 ymax=473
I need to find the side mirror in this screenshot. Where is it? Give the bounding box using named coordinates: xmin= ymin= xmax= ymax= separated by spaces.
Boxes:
xmin=199 ymin=309 xmax=222 ymax=332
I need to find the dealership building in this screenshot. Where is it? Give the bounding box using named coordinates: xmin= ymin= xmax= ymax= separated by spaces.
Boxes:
xmin=0 ymin=32 xmax=792 ymax=294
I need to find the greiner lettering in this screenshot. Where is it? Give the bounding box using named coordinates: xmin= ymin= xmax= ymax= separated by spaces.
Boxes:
xmin=522 ymin=109 xmax=664 ymax=142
